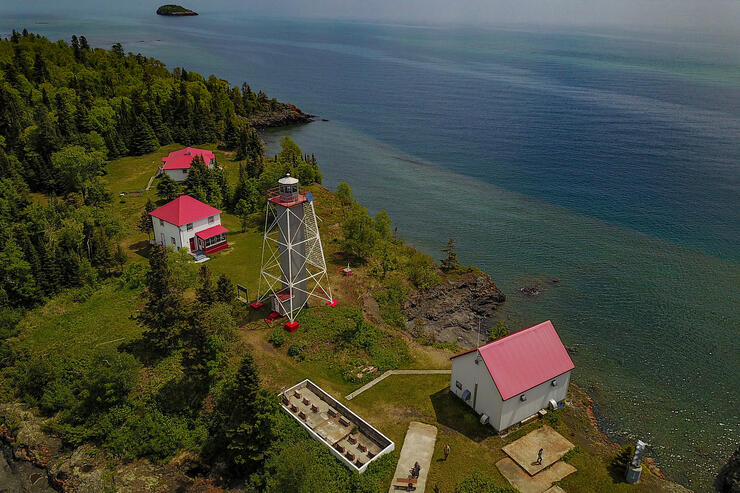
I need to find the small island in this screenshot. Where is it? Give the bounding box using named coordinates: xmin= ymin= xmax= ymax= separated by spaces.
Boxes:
xmin=156 ymin=4 xmax=198 ymax=16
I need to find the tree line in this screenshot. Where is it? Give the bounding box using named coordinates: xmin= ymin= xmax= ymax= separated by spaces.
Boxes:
xmin=0 ymin=29 xmax=295 ymax=321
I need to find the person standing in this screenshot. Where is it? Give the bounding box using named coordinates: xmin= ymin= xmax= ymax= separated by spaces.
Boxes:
xmin=536 ymin=448 xmax=544 ymax=465
xmin=443 ymin=443 xmax=451 ymax=461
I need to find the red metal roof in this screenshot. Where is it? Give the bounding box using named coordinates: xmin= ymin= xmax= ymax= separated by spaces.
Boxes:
xmin=195 ymin=224 xmax=228 ymax=240
xmin=450 ymin=320 xmax=574 ymax=401
xmin=161 ymin=147 xmax=215 ymax=170
xmin=149 ymin=195 xmax=221 ymax=226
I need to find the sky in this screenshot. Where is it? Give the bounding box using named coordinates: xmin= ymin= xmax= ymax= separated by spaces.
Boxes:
xmin=4 ymin=0 xmax=740 ymax=31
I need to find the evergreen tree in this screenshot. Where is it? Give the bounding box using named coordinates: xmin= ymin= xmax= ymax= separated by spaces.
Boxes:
xmin=235 ymin=199 xmax=250 ymax=233
xmin=210 ymin=353 xmax=278 ymax=476
xmin=114 ymin=244 xmax=127 ymax=271
xmin=440 ymin=237 xmax=460 ymax=272
xmin=195 ymin=265 xmax=217 ymax=305
xmin=215 ymin=274 xmax=235 ymax=304
xmin=136 ymin=246 xmax=187 ymax=352
xmin=157 ymin=174 xmax=181 ymax=202
xmin=137 ymin=199 xmax=155 ymax=240
xmin=131 ymin=116 xmax=159 ymax=155
xmin=70 ymin=35 xmax=80 ymax=60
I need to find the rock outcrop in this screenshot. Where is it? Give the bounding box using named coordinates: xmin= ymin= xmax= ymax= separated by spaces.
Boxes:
xmin=0 ymin=403 xmax=200 ymax=492
xmin=404 ymin=271 xmax=506 ymax=348
xmin=248 ymin=103 xmax=314 ymax=128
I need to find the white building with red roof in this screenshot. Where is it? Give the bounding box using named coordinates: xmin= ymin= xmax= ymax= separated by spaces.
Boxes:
xmin=149 ymin=195 xmax=228 ymax=255
xmin=449 ymin=320 xmax=574 ymax=432
xmin=161 ymin=147 xmax=216 ymax=182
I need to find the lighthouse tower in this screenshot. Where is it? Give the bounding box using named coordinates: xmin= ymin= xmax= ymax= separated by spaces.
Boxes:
xmin=256 ymin=174 xmax=336 ymax=331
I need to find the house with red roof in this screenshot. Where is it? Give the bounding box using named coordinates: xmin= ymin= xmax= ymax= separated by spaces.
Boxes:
xmin=161 ymin=147 xmax=216 ymax=182
xmin=449 ymin=320 xmax=574 ymax=432
xmin=149 ymin=195 xmax=228 ymax=255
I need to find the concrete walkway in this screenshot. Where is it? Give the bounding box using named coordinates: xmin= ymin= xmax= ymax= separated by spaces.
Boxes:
xmin=346 ymin=369 xmax=452 ymax=400
xmin=145 ymin=173 xmax=157 ymax=191
xmin=388 ymin=422 xmax=437 ymax=493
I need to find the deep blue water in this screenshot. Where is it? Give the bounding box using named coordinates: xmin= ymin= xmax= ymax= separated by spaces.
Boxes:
xmin=1 ymin=12 xmax=738 ymax=490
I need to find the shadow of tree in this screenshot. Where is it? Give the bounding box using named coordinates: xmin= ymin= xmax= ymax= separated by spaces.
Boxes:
xmin=130 ymin=240 xmax=153 ymax=259
xmin=429 ymin=388 xmax=497 ymax=443
xmin=157 ymin=375 xmax=210 ymax=417
xmin=119 ymin=335 xmax=171 ymax=367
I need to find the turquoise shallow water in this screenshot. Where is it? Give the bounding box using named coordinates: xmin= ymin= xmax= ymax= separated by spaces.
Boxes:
xmin=1 ymin=12 xmax=738 ymax=490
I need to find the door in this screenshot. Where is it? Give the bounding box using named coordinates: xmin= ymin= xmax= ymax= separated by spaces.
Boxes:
xmin=160 ymin=233 xmax=165 ymax=247
xmin=189 ymin=237 xmax=195 ymax=251
xmin=473 ymin=383 xmax=478 ymax=412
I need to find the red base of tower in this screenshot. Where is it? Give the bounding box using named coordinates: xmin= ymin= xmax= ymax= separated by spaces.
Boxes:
xmin=326 ymin=299 xmax=339 ymax=307
xmin=284 ymin=321 xmax=300 ymax=332
xmin=250 ymin=301 xmax=264 ymax=310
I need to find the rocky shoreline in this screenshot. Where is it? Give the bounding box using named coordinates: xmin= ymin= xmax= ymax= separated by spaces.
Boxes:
xmin=248 ymin=103 xmax=314 ymax=129
xmin=403 ymin=270 xmax=506 ymax=347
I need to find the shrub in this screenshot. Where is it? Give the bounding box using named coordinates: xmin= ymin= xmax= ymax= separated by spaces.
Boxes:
xmin=374 ymin=279 xmax=407 ymax=329
xmin=287 ymin=344 xmax=305 ymax=360
xmin=269 ymin=327 xmax=286 ymax=348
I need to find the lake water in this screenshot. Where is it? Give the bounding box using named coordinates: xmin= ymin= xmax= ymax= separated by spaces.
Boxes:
xmin=1 ymin=11 xmax=738 ymax=490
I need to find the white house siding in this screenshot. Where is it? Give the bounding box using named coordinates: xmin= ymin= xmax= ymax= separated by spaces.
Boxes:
xmin=152 ymin=219 xmax=184 ymax=249
xmin=496 ymin=371 xmax=571 ymax=431
xmin=164 ymin=168 xmax=190 ymax=182
xmin=152 ymin=213 xmax=222 ymax=251
xmin=450 ymin=352 xmax=571 ymax=432
xmin=449 ymin=351 xmax=502 ymax=427
xmin=163 ymin=158 xmax=216 ymax=182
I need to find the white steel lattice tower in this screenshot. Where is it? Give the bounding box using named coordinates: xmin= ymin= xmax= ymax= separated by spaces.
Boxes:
xmin=257 ymin=174 xmax=336 ymax=329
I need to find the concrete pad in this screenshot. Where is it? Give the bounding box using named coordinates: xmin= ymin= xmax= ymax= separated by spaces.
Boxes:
xmin=496 ymin=457 xmax=576 ymax=493
xmin=388 ymin=422 xmax=437 ymax=493
xmin=544 ymin=486 xmax=567 ymax=493
xmin=502 ymin=426 xmax=574 ymax=476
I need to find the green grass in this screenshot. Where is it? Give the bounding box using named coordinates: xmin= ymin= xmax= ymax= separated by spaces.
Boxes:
xmin=13 ymin=282 xmax=142 ymax=361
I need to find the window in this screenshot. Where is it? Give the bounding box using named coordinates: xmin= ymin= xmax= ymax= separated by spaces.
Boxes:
xmin=182 ymin=169 xmax=187 ymax=174
xmin=159 ymin=219 xmax=164 ymax=226
xmin=520 ymin=394 xmax=527 ymax=402
xmin=170 ymin=237 xmax=176 ymax=245
xmin=208 ymin=216 xmax=215 ymax=224
xmin=551 ymin=379 xmax=558 ymax=387
xmin=204 ymin=233 xmax=226 ymax=248
xmin=455 ymin=381 xmax=463 ymax=390
xmin=186 ymin=223 xmax=193 ymax=231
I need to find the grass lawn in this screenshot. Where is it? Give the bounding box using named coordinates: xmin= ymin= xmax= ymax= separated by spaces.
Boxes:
xmin=12 ymin=282 xmax=143 ymax=361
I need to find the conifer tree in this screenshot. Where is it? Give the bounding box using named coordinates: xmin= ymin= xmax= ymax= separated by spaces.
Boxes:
xmin=136 ymin=245 xmax=187 ymax=352
xmin=157 ymin=174 xmax=181 ymax=202
xmin=210 ymin=353 xmax=278 ymax=475
xmin=215 ymin=274 xmax=235 ymax=304
xmin=440 ymin=237 xmax=460 ymax=272
xmin=195 ymin=265 xmax=217 ymax=305
xmin=131 ymin=116 xmax=159 ymax=155
xmin=137 ymin=199 xmax=155 ymax=240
